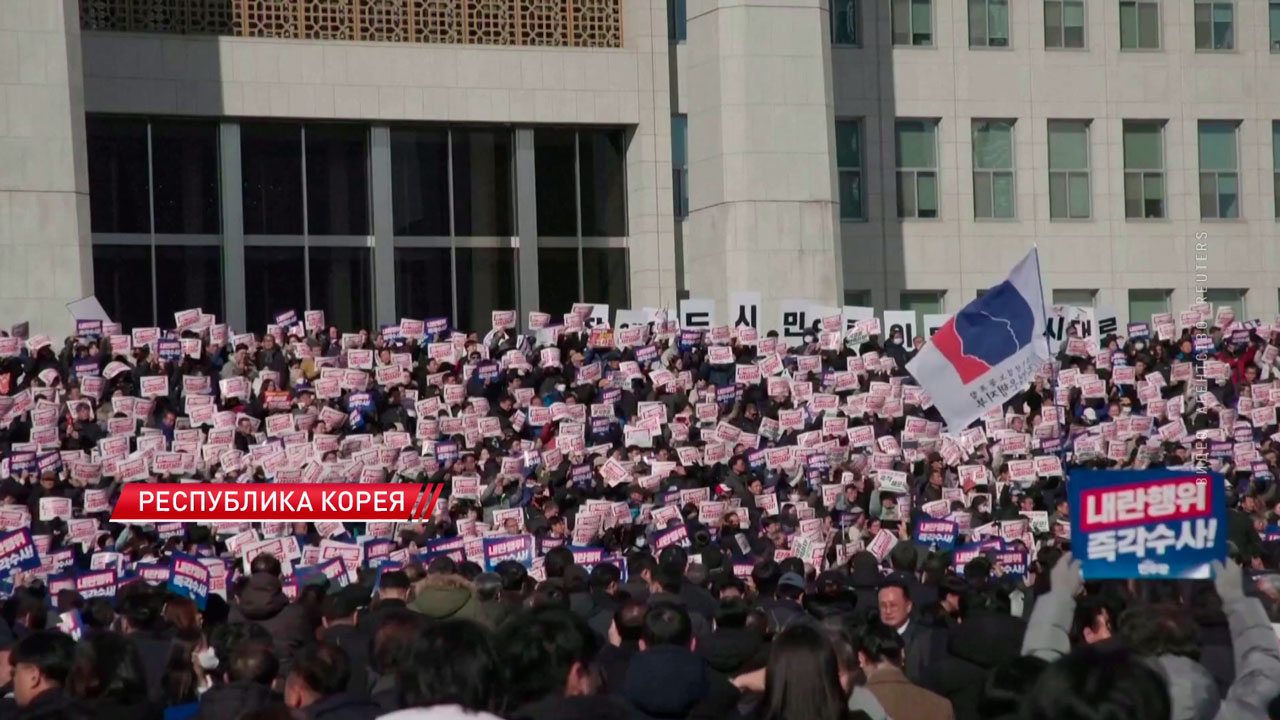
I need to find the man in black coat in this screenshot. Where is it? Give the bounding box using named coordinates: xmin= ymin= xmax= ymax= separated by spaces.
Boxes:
xmin=284 ymin=644 xmax=381 ymax=720
xmin=622 ymin=602 xmax=741 ymax=720
xmin=9 ymin=631 xmax=91 ymax=720
xmin=878 ymin=575 xmax=946 ymax=692
xmin=320 ymin=589 xmax=371 ymax=695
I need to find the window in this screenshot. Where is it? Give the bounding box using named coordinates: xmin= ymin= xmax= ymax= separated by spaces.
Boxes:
xmin=1205 ymin=289 xmax=1246 ymax=321
xmin=1123 ymin=121 xmax=1166 ymax=219
xmin=390 ymin=128 xmax=450 ymax=236
xmin=1272 ymin=0 xmax=1280 ymax=51
xmin=151 ymin=121 xmax=220 ymax=234
xmin=535 ymin=130 xmax=580 ymax=237
xmin=1048 ymin=120 xmax=1091 ymax=219
xmin=452 ymin=127 xmax=514 ymax=236
xmin=86 ymin=117 xmax=150 ymax=234
xmin=1198 ymin=121 xmax=1240 ymax=220
xmin=241 ymin=123 xmax=304 ymax=235
xmin=1274 ymin=122 xmax=1280 ymax=218
xmin=395 ymin=248 xmax=453 ymax=322
xmin=305 ymin=124 xmax=370 ymax=236
xmin=456 ymin=248 xmax=517 ymax=331
xmin=836 ymin=120 xmax=865 ymax=220
xmin=891 ymin=0 xmax=933 ymax=46
xmin=1052 ymin=289 xmax=1097 ymax=307
xmin=1119 ymin=0 xmax=1159 ymax=49
xmin=668 ymin=0 xmax=686 ymax=42
xmin=1045 ymin=0 xmax=1085 ymax=48
xmin=1128 ymin=289 xmax=1170 ymax=324
xmin=969 ymin=0 xmax=1009 ymax=47
xmin=1194 ymin=0 xmax=1233 ymax=51
xmin=900 ymin=291 xmax=945 ymax=336
xmin=155 ymin=246 xmax=222 ymax=325
xmin=672 ymin=115 xmax=688 ymax=219
xmin=895 ymin=119 xmax=939 ymax=219
xmin=583 ymin=247 xmax=629 ymax=313
xmin=244 ymin=246 xmax=306 ymax=332
xmin=93 ymin=245 xmax=154 ymax=330
xmin=845 ymin=290 xmax=872 ymax=307
xmin=309 ymin=246 xmax=373 ymax=332
xmin=972 ymin=120 xmax=1015 ymax=219
xmin=833 ymin=0 xmax=859 ymax=44
xmin=538 ymin=247 xmax=580 ymax=317
xmin=578 ymin=130 xmax=627 ymax=237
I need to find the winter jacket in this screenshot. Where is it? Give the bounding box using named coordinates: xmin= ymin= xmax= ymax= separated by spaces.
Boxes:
xmin=408 ymin=574 xmax=488 ymax=625
xmin=193 ymin=682 xmax=279 ymax=720
xmin=323 ymin=623 xmax=371 ymax=695
xmin=623 ymin=645 xmax=741 ymax=720
xmin=13 ymin=688 xmax=93 ymax=720
xmin=864 ymin=665 xmax=955 ymax=720
xmin=934 ymin=612 xmax=1027 ymax=720
xmin=300 ymin=691 xmax=381 ymax=720
xmin=1021 ymin=587 xmax=1280 ymax=720
xmin=230 ymin=571 xmax=315 ymax=672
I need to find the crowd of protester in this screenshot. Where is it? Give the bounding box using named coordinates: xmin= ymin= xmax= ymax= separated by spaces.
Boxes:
xmin=1 ymin=302 xmax=1280 ymax=720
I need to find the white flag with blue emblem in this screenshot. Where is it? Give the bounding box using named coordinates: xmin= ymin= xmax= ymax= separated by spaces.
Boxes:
xmin=906 ymin=249 xmax=1050 ymax=430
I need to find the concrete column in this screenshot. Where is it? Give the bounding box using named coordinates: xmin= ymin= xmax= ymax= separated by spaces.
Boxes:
xmin=684 ymin=0 xmax=843 ymax=326
xmin=514 ymin=128 xmax=539 ymax=328
xmin=219 ymin=122 xmax=246 ymax=331
xmin=370 ymin=125 xmax=397 ymax=326
xmin=0 ymin=0 xmax=93 ymax=337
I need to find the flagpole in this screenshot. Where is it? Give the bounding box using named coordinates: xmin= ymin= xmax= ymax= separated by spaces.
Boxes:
xmin=1031 ymin=244 xmax=1067 ymax=464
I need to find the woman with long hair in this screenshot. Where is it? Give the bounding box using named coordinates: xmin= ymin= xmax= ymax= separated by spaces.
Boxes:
xmin=66 ymin=631 xmax=162 ymax=720
xmin=380 ymin=619 xmax=505 ymax=720
xmin=754 ymin=624 xmax=852 ymax=720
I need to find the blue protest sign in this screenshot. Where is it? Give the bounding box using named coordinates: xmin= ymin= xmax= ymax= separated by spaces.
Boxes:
xmin=1264 ymin=526 xmax=1280 ymax=543
xmin=1069 ymin=469 xmax=1225 ymax=579
xmin=995 ymin=549 xmax=1029 ymax=579
xmin=425 ymin=317 xmax=449 ymax=334
xmin=157 ymin=339 xmax=182 ymax=360
xmin=167 ymin=553 xmax=210 ymax=610
xmin=435 ymin=441 xmax=459 ymax=463
xmin=347 ymin=392 xmax=374 ymax=412
xmin=482 ymin=535 xmax=534 ymax=571
xmin=135 ymin=562 xmax=171 ymax=585
xmin=0 ymin=529 xmax=40 ymax=578
xmin=914 ymin=520 xmax=958 ymax=550
xmin=75 ymin=569 xmax=117 ymax=599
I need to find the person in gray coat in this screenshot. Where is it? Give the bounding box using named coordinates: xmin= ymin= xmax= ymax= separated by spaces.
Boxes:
xmin=1021 ymin=552 xmax=1280 ymax=720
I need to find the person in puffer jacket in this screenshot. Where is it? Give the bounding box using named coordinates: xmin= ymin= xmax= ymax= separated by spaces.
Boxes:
xmin=1021 ymin=553 xmax=1280 ymax=720
xmin=229 ymin=562 xmax=315 ymax=675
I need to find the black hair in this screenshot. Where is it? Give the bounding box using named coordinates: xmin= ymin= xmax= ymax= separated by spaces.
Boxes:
xmin=856 ymin=620 xmax=904 ymax=665
xmin=10 ymin=630 xmax=76 ymax=686
xmin=887 ymin=542 xmax=919 ymax=572
xmin=544 ymin=547 xmax=575 ymax=579
xmin=589 ymin=562 xmax=622 ymax=592
xmin=978 ymin=656 xmax=1048 ymax=718
xmin=628 ymin=553 xmax=658 ymax=580
xmin=250 ymin=554 xmax=283 ymax=577
xmin=473 ymin=572 xmax=502 ymax=602
xmin=1069 ymin=595 xmax=1114 ymax=646
xmin=495 ymin=560 xmax=528 ymax=594
xmin=161 ymin=628 xmax=204 ymax=706
xmin=380 ymin=570 xmax=410 ymax=591
xmin=1118 ymin=603 xmax=1201 ymax=661
xmin=658 ymin=545 xmax=688 ymax=568
xmin=1018 ymin=646 xmax=1169 ymax=720
xmin=494 ymin=606 xmax=600 ymax=709
xmin=226 ymin=638 xmax=278 ymax=685
xmin=759 ymin=624 xmax=847 ymax=720
xmin=321 ymin=589 xmax=362 ymax=621
xmin=715 ymin=597 xmax=750 ymax=629
xmin=66 ymin=631 xmax=150 ymax=703
xmin=752 ymin=560 xmax=782 ymax=596
xmin=426 ymin=555 xmax=457 ymax=575
xmin=614 ymin=600 xmax=648 ymax=643
xmin=642 ymin=602 xmax=693 ymax=647
xmin=290 ymin=644 xmax=350 ymax=698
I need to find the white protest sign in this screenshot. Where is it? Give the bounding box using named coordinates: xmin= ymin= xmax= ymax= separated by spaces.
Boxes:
xmin=66 ymin=296 xmax=112 ymax=323
xmin=882 ymin=310 xmax=916 ymax=342
xmin=778 ymin=299 xmax=811 ymax=338
xmin=923 ymin=313 xmax=951 ymax=337
xmin=842 ymin=306 xmax=875 ymax=332
xmin=729 ymin=292 xmax=761 ymax=328
xmin=679 ymin=299 xmax=715 ymax=329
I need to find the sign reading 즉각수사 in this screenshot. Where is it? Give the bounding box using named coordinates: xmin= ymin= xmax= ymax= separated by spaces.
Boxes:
xmin=1069 ymin=470 xmax=1225 ymax=580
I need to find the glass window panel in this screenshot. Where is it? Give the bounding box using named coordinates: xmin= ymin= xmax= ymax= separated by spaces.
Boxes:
xmin=988 ymin=0 xmax=1009 ymax=44
xmin=453 ymin=127 xmax=514 ymax=237
xmin=1045 ymin=1 xmax=1063 ymax=46
xmin=1137 ymin=3 xmax=1159 ymax=47
xmin=896 ymin=173 xmax=917 ymax=218
xmin=892 ymin=0 xmax=911 ymax=43
xmin=1048 ymin=121 xmax=1088 ymax=169
xmin=840 ymin=171 xmax=863 ymax=220
xmin=1271 ymin=1 xmax=1280 ymax=50
xmin=1053 ymin=289 xmax=1096 ymax=307
xmin=538 ymin=248 xmax=579 ymax=317
xmin=969 ymin=0 xmax=987 ymax=45
xmin=155 ymin=245 xmax=222 ymax=323
xmin=1064 ymin=23 xmax=1084 ymax=47
xmin=579 ymin=130 xmax=627 ymax=237
xmin=833 ymin=0 xmax=858 ymax=44
xmin=1274 ymin=122 xmax=1280 ymax=169
xmin=1119 ymin=3 xmax=1138 ymax=48
xmin=456 ymin=248 xmax=517 ymax=332
xmin=1124 ymin=174 xmax=1143 ymax=217
xmin=1064 ymin=1 xmax=1084 ymax=26
xmin=534 ymin=130 xmax=578 ymax=237
xmin=973 ymin=121 xmax=1013 ymax=169
xmin=244 ymin=246 xmax=306 ymax=332
xmin=974 ymin=173 xmax=993 ymax=218
xmin=1068 ymin=174 xmax=1090 ymax=217
xmin=895 ymin=120 xmax=936 ymax=168
xmin=917 ymin=173 xmax=938 ymax=217
xmin=1143 ymin=174 xmax=1164 ymax=218
xmin=86 ymin=117 xmax=151 ymax=234
xmin=1198 ymin=122 xmax=1238 ymax=171
xmin=911 ymin=0 xmax=932 ymax=43
xmin=1195 ymin=3 xmax=1213 ymax=47
xmin=394 ymin=248 xmax=453 ymax=324
xmin=93 ymin=245 xmax=153 ymax=330
xmin=1049 ymin=174 xmax=1069 ymax=218
xmin=1128 ymin=289 xmax=1170 ymax=322
xmin=835 ymin=121 xmax=860 ymax=168
xmin=992 ymin=173 xmax=1016 ymax=217
xmin=582 ymin=247 xmax=628 ymax=311
xmin=1123 ymin=123 xmax=1162 ymax=169
xmin=309 ymin=246 xmax=373 ymax=332
xmin=668 ymin=0 xmax=686 ymax=41
xmin=671 ymin=115 xmax=688 ymax=168
xmin=390 ymin=128 xmax=450 ymax=237
xmin=242 ymin=124 xmax=303 ymax=236
xmin=151 ymin=121 xmax=220 ymax=234
xmin=1213 ymin=4 xmax=1233 ymax=49
xmin=305 ymin=124 xmax=369 ymax=236
xmin=1205 ymin=289 xmax=1245 ymax=320
xmin=1219 ymin=174 xmax=1238 ymax=218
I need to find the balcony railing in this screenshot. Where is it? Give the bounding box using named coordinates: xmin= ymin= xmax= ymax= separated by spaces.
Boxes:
xmin=80 ymin=0 xmax=622 ymax=48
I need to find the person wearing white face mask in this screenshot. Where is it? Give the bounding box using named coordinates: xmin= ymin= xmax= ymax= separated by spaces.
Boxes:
xmin=160 ymin=629 xmax=217 ymax=720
